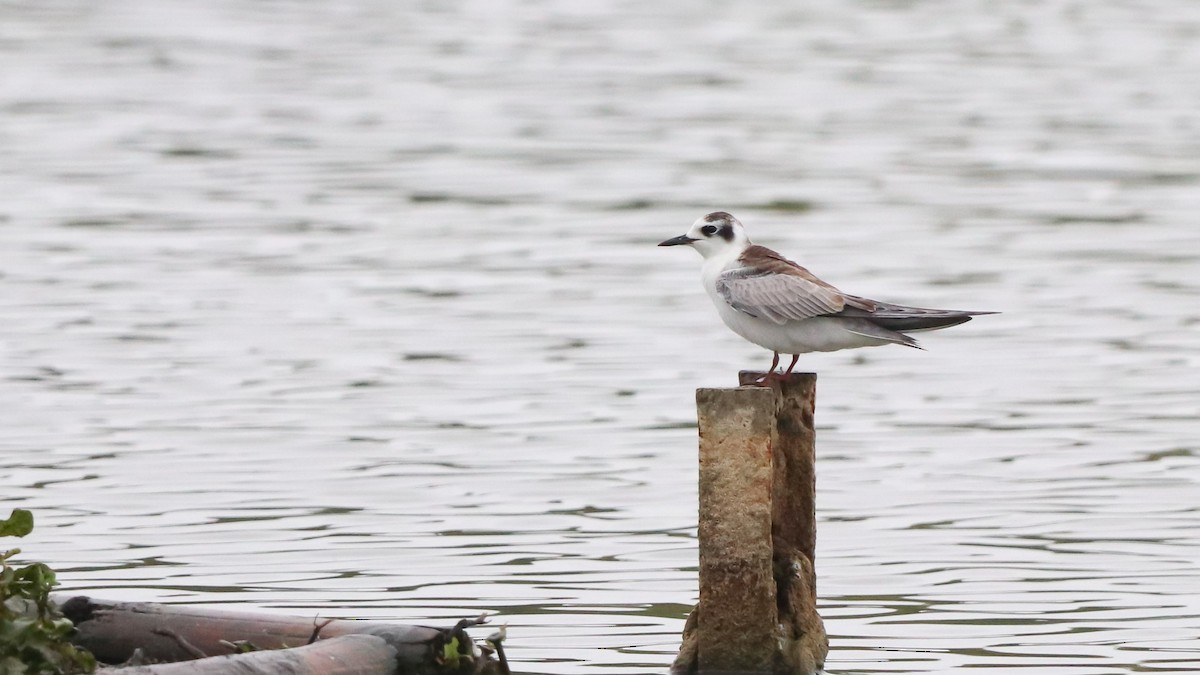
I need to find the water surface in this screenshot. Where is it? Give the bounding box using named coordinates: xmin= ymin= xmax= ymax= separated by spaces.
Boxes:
xmin=2 ymin=1 xmax=1199 ymax=673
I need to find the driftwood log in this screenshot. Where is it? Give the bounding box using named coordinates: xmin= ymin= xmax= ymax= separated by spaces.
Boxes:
xmin=107 ymin=634 xmax=401 ymax=674
xmin=52 ymin=595 xmax=504 ymax=674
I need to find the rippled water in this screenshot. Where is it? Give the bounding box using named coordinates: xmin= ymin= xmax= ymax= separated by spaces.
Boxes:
xmin=3 ymin=1 xmax=1199 ymax=673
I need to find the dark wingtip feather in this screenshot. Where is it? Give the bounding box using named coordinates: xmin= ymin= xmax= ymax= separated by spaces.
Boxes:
xmin=872 ymin=314 xmax=973 ymax=332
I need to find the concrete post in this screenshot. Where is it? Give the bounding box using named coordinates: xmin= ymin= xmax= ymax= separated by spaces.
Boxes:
xmin=673 ymin=372 xmax=827 ymax=675
xmin=694 ymin=385 xmax=778 ymax=672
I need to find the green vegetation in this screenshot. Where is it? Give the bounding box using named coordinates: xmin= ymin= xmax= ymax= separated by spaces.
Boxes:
xmin=1 ymin=509 xmax=95 ymax=674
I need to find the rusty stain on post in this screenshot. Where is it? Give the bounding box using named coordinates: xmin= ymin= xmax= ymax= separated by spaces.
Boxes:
xmin=675 ymin=372 xmax=827 ymax=675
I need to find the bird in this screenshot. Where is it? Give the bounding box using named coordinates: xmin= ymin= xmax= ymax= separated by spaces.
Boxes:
xmin=659 ymin=211 xmax=995 ymax=381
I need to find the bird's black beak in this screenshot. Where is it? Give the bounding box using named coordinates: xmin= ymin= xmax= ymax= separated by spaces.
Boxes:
xmin=658 ymin=234 xmax=697 ymax=247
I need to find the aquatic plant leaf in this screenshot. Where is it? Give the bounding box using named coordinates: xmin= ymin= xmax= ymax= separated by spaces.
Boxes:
xmin=0 ymin=510 xmax=33 ymax=538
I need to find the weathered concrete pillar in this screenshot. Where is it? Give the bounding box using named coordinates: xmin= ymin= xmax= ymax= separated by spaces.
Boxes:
xmin=673 ymin=372 xmax=827 ymax=675
xmin=694 ymin=385 xmax=778 ymax=672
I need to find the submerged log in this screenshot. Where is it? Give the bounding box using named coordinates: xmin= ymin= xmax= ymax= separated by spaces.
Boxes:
xmin=672 ymin=372 xmax=827 ymax=675
xmin=53 ymin=595 xmax=503 ymax=674
xmin=109 ymin=634 xmax=399 ymax=674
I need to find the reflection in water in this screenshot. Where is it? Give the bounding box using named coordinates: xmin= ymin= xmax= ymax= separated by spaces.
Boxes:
xmin=2 ymin=1 xmax=1199 ymax=673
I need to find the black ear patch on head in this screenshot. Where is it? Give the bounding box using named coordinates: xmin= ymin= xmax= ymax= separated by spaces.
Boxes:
xmin=702 ymin=212 xmax=737 ymax=241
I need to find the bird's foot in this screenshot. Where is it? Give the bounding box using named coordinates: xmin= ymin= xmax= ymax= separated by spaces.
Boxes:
xmin=746 ymin=370 xmax=784 ymax=387
xmin=743 ymin=353 xmax=783 ymax=386
xmin=745 ymin=354 xmax=800 ymax=387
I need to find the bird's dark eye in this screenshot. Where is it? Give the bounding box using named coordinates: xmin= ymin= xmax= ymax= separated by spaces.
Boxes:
xmin=701 ymin=225 xmax=718 ymax=236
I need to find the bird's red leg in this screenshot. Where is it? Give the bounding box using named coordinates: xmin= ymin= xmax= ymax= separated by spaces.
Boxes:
xmin=782 ymin=354 xmax=799 ymax=376
xmin=753 ymin=352 xmax=782 ymax=384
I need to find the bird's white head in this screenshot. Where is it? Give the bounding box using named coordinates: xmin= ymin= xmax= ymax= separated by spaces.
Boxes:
xmin=657 ymin=211 xmax=750 ymax=259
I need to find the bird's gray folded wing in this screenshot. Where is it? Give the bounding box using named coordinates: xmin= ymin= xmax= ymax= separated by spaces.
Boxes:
xmin=716 ymin=268 xmax=847 ymax=324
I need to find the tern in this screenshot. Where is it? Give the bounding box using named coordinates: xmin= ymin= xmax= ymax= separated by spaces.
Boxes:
xmin=659 ymin=212 xmax=995 ymax=381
